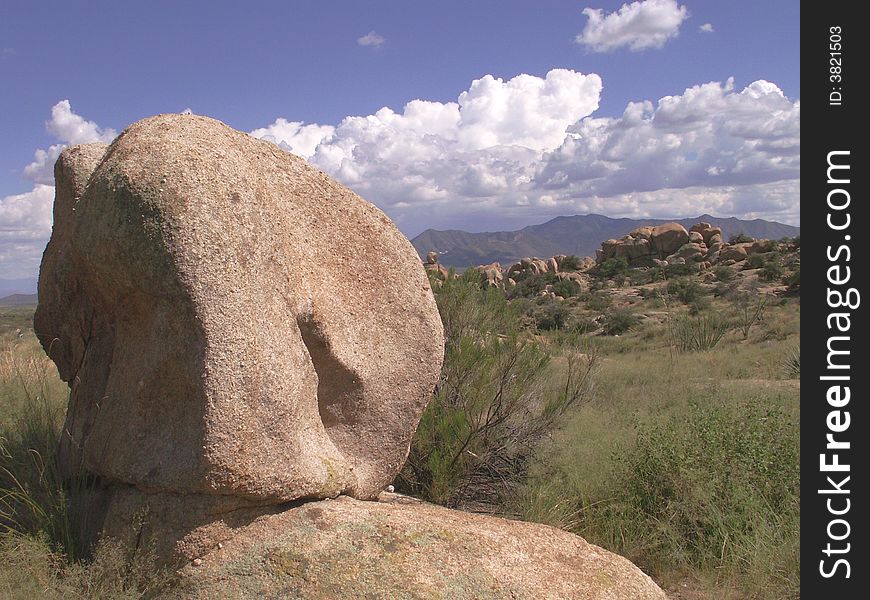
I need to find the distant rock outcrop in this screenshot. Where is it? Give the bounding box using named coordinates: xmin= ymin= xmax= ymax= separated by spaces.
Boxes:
xmin=593 ymin=220 xmax=777 ymax=272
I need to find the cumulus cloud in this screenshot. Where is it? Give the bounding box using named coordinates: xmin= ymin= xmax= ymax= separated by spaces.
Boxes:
xmin=250 ymin=119 xmax=335 ymax=159
xmin=576 ymin=0 xmax=688 ymax=52
xmin=0 ymin=185 xmax=55 ymax=279
xmin=3 ymin=75 xmax=801 ymax=279
xmin=699 ymin=23 xmax=714 ymax=33
xmin=23 ymin=100 xmax=116 ymax=184
xmin=3 ymin=101 xmax=115 ymax=279
xmin=253 ymin=74 xmax=798 ymax=234
xmin=535 ymin=78 xmax=799 ymax=195
xmin=357 ymin=31 xmax=385 ymax=47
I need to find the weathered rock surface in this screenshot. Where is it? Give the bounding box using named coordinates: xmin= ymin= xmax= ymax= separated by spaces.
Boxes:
xmin=171 ymin=494 xmax=667 ymax=600
xmin=650 ymin=223 xmax=690 ymax=256
xmin=35 ymin=114 xmax=444 ymax=507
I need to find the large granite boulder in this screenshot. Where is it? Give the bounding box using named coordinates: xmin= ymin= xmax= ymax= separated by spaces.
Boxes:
xmin=170 ymin=494 xmax=667 ymax=600
xmin=35 ymin=114 xmax=444 ymax=507
xmin=650 ymin=223 xmax=690 ymax=256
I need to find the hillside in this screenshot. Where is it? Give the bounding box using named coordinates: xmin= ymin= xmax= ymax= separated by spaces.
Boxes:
xmin=0 ymin=293 xmax=37 ymax=306
xmin=412 ymin=214 xmax=799 ymax=267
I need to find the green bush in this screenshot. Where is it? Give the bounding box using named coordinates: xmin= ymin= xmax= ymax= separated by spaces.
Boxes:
xmin=670 ymin=313 xmax=731 ymax=352
xmin=666 ymin=277 xmax=706 ymax=304
xmin=783 ymin=266 xmax=800 ymax=292
xmin=585 ymin=292 xmax=612 ymax=313
xmin=613 ymin=402 xmax=800 ymax=596
xmin=597 ymin=257 xmax=629 ymax=279
xmin=534 ymin=300 xmax=570 ymax=331
xmin=559 ymin=255 xmax=583 ymax=271
xmin=713 ymin=265 xmax=736 ymax=282
xmin=552 ymin=278 xmax=581 ymax=298
xmin=761 ymin=261 xmax=784 ymax=282
xmin=399 ymin=275 xmax=597 ymax=512
xmin=602 ymin=309 xmax=639 ymax=336
xmin=745 ymin=253 xmax=766 ymax=269
xmin=729 ymin=233 xmax=754 ymax=244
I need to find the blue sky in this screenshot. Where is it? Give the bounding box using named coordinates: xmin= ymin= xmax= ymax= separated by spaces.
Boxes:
xmin=0 ymin=0 xmax=799 ymax=282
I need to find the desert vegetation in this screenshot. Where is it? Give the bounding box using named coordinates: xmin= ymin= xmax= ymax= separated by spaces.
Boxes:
xmin=1 ymin=236 xmax=799 ymax=598
xmin=404 ymin=249 xmax=800 ymax=600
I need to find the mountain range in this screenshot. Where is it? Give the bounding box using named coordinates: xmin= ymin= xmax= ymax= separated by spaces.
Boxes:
xmin=411 ymin=214 xmax=800 ymax=268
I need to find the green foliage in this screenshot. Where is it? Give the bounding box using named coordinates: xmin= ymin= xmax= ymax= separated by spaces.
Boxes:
xmin=761 ymin=260 xmax=784 ymax=282
xmin=670 ymin=313 xmax=731 ymax=352
xmin=585 ymin=292 xmax=612 ymax=313
xmin=534 ymin=300 xmax=570 ymax=331
xmin=506 ymin=271 xmax=559 ymax=299
xmin=783 ymin=266 xmax=800 ymax=292
xmin=713 ymin=265 xmax=736 ymax=283
xmin=551 ymin=278 xmax=581 ymax=298
xmin=729 ymin=233 xmax=754 ymax=244
xmin=666 ymin=277 xmax=706 ymax=304
xmin=783 ymin=347 xmax=800 ymax=378
xmin=597 ymin=257 xmax=629 ymax=279
xmin=745 ymin=253 xmax=766 ymax=269
xmin=615 ymin=402 xmax=799 ymax=594
xmin=602 ymin=309 xmax=639 ymax=336
xmin=399 ymin=276 xmax=597 ymax=512
xmin=558 ymin=255 xmax=583 ymax=271
xmin=653 ymin=262 xmax=695 ymax=279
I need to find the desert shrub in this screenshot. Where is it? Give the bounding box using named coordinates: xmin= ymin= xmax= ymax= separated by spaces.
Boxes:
xmin=653 ymin=262 xmax=694 ymax=279
xmin=559 ymin=255 xmax=583 ymax=271
xmin=597 ymin=257 xmax=629 ymax=279
xmin=628 ymin=269 xmax=654 ymax=286
xmin=666 ymin=277 xmax=706 ymax=304
xmin=687 ymin=295 xmax=712 ymax=315
xmin=399 ymin=276 xmax=597 ymax=512
xmin=507 ymin=271 xmax=559 ymax=299
xmin=585 ymin=292 xmax=612 ymax=313
xmin=745 ymin=253 xmax=766 ymax=269
xmin=783 ymin=346 xmax=800 ymax=378
xmin=729 ymin=233 xmax=754 ymax=244
xmin=611 ymin=402 xmax=800 ymax=596
xmin=534 ymin=300 xmax=570 ymax=331
xmin=761 ymin=260 xmax=784 ymax=282
xmin=669 ymin=313 xmax=731 ymax=352
xmin=783 ymin=266 xmax=800 ymax=293
xmin=732 ymin=293 xmax=768 ymax=339
xmin=570 ymin=317 xmax=600 ymax=334
xmin=713 ymin=265 xmax=736 ymax=282
xmin=602 ymin=309 xmax=639 ymax=336
xmin=552 ymin=278 xmax=581 ymax=298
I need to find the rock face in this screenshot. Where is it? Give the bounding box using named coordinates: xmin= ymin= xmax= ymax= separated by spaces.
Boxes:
xmin=35 ymin=114 xmax=444 ymax=511
xmin=172 ymin=494 xmax=667 ymax=600
xmin=650 ymin=223 xmax=690 ymax=256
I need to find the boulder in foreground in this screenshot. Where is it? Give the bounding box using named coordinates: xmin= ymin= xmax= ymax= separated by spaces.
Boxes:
xmin=171 ymin=494 xmax=667 ymax=600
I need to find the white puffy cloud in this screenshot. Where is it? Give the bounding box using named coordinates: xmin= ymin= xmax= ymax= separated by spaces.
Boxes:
xmin=576 ymin=0 xmax=688 ymax=52
xmin=23 ymin=100 xmax=116 ymax=184
xmin=357 ymin=31 xmax=385 ymax=47
xmin=256 ymin=74 xmax=798 ymax=234
xmin=299 ymin=69 xmax=602 ymax=229
xmin=250 ymin=119 xmax=335 ymax=159
xmin=3 ymin=101 xmax=115 ymax=279
xmin=0 ymin=185 xmax=55 ymax=279
xmin=699 ymin=23 xmax=714 ymax=33
xmin=535 ymin=78 xmax=800 ymax=198
xmin=3 ymin=75 xmax=801 ymax=279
